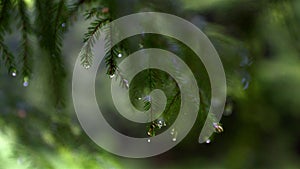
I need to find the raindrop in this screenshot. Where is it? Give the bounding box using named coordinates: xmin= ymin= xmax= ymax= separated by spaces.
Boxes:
xmin=83 ymin=62 xmax=91 ymax=69
xmin=11 ymin=68 xmax=17 ymax=77
xmin=143 ymin=95 xmax=151 ymax=102
xmin=118 ymin=53 xmax=122 ymax=58
xmin=23 ymin=76 xmax=29 ymax=87
xmin=170 ymin=128 xmax=175 ymax=135
xmin=147 ymin=139 xmax=151 ymax=143
xmin=109 ymin=74 xmax=115 ymax=79
xmin=206 ymin=139 xmax=211 ymax=144
xmin=172 ymin=138 xmax=177 ymax=142
xmin=157 ymin=121 xmax=163 ymax=129
xmin=23 ymin=81 xmax=29 ymax=87
xmin=123 ymin=79 xmax=129 ymax=89
xmin=156 ymin=119 xmax=166 ymax=129
xmin=138 ymin=97 xmax=142 ymax=100
xmin=61 ymin=23 xmax=66 ymax=27
xmin=213 ymin=122 xmax=224 ymax=133
xmin=241 ymin=77 xmax=249 ymax=90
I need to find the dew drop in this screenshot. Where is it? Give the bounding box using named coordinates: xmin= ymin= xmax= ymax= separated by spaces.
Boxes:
xmin=172 ymin=138 xmax=177 ymax=142
xmin=61 ymin=23 xmax=66 ymax=27
xmin=143 ymin=95 xmax=151 ymax=102
xmin=157 ymin=120 xmax=163 ymax=129
xmin=117 ymin=53 xmax=122 ymax=58
xmin=206 ymin=139 xmax=211 ymax=144
xmin=10 ymin=68 xmax=17 ymax=77
xmin=241 ymin=77 xmax=249 ymax=90
xmin=23 ymin=81 xmax=29 ymax=87
xmin=123 ymin=79 xmax=129 ymax=89
xmin=109 ymin=74 xmax=115 ymax=79
xmin=157 ymin=119 xmax=166 ymax=129
xmin=170 ymin=128 xmax=175 ymax=135
xmin=84 ymin=65 xmax=90 ymax=69
xmin=213 ymin=122 xmax=224 ymax=133
xmin=147 ymin=139 xmax=151 ymax=143
xmin=138 ymin=97 xmax=142 ymax=100
xmin=23 ymin=76 xmax=29 ymax=87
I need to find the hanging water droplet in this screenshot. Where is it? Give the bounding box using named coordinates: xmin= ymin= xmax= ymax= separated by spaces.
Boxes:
xmin=23 ymin=76 xmax=29 ymax=87
xmin=10 ymin=68 xmax=17 ymax=77
xmin=143 ymin=95 xmax=151 ymax=102
xmin=83 ymin=62 xmax=91 ymax=69
xmin=241 ymin=77 xmax=249 ymax=90
xmin=109 ymin=74 xmax=115 ymax=79
xmin=170 ymin=128 xmax=175 ymax=135
xmin=147 ymin=139 xmax=151 ymax=143
xmin=213 ymin=122 xmax=224 ymax=133
xmin=206 ymin=139 xmax=211 ymax=144
xmin=11 ymin=70 xmax=17 ymax=77
xmin=123 ymin=79 xmax=129 ymax=89
xmin=156 ymin=119 xmax=166 ymax=129
xmin=23 ymin=81 xmax=29 ymax=87
xmin=138 ymin=97 xmax=142 ymax=100
xmin=118 ymin=53 xmax=122 ymax=58
xmin=61 ymin=23 xmax=66 ymax=27
xmin=171 ymin=129 xmax=178 ymax=142
xmin=157 ymin=121 xmax=163 ymax=129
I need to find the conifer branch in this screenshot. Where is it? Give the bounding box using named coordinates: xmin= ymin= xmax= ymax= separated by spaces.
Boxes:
xmin=0 ymin=0 xmax=16 ymax=73
xmin=80 ymin=7 xmax=126 ymax=78
xmin=17 ymin=0 xmax=32 ymax=78
xmin=79 ymin=9 xmax=110 ymax=68
xmin=35 ymin=0 xmax=67 ymax=107
xmin=0 ymin=42 xmax=16 ymax=72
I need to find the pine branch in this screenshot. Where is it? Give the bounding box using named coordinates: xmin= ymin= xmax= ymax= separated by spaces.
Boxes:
xmin=17 ymin=0 xmax=32 ymax=79
xmin=80 ymin=7 xmax=127 ymax=79
xmin=115 ymin=69 xmax=129 ymax=89
xmin=79 ymin=10 xmax=110 ymax=68
xmin=0 ymin=0 xmax=16 ymax=74
xmin=0 ymin=41 xmax=16 ymax=73
xmin=84 ymin=6 xmax=106 ymax=20
xmin=35 ymin=0 xmax=68 ymax=107
xmin=69 ymin=0 xmax=92 ymax=18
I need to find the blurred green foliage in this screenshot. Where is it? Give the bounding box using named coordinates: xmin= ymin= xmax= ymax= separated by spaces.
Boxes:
xmin=0 ymin=0 xmax=300 ymax=169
